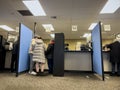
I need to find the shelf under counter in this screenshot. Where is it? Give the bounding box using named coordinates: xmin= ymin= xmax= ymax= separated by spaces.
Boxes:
xmin=64 ymin=50 xmax=111 ymax=72
xmin=64 ymin=51 xmax=92 ymax=71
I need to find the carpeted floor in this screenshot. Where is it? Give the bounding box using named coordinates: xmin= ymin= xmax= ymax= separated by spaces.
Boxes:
xmin=0 ymin=72 xmax=120 ymax=90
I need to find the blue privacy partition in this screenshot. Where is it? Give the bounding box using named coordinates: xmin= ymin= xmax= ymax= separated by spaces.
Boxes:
xmin=16 ymin=23 xmax=33 ymax=76
xmin=91 ymin=22 xmax=104 ymax=80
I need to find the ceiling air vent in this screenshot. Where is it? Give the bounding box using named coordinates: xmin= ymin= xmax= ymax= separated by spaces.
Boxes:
xmin=17 ymin=10 xmax=33 ymax=16
xmin=51 ymin=16 xmax=57 ymax=19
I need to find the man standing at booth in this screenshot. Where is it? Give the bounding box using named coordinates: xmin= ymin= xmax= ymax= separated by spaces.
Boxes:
xmin=11 ymin=39 xmax=19 ymax=72
xmin=106 ymin=34 xmax=120 ymax=76
xmin=45 ymin=39 xmax=55 ymax=74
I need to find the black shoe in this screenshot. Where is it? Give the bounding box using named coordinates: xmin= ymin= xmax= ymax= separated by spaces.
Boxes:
xmin=49 ymin=71 xmax=53 ymax=74
xmin=110 ymin=73 xmax=116 ymax=76
xmin=36 ymin=72 xmax=40 ymax=76
xmin=39 ymin=72 xmax=46 ymax=76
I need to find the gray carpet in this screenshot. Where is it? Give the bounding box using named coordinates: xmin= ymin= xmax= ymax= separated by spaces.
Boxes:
xmin=0 ymin=72 xmax=120 ymax=90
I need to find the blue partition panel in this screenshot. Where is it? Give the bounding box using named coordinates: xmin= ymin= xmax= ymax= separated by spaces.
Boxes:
xmin=18 ymin=23 xmax=33 ymax=73
xmin=92 ymin=22 xmax=104 ymax=80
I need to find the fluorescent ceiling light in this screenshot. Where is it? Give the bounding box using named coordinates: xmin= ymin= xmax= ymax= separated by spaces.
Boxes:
xmin=100 ymin=0 xmax=120 ymax=14
xmin=22 ymin=0 xmax=46 ymax=16
xmin=83 ymin=33 xmax=91 ymax=38
xmin=50 ymin=34 xmax=55 ymax=38
xmin=88 ymin=23 xmax=97 ymax=30
xmin=42 ymin=24 xmax=54 ymax=32
xmin=83 ymin=33 xmax=89 ymax=37
xmin=72 ymin=25 xmax=77 ymax=31
xmin=0 ymin=25 xmax=14 ymax=31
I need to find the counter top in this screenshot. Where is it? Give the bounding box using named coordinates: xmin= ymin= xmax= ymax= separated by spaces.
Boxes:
xmin=64 ymin=50 xmax=91 ymax=52
xmin=65 ymin=50 xmax=110 ymax=53
xmin=102 ymin=51 xmax=110 ymax=53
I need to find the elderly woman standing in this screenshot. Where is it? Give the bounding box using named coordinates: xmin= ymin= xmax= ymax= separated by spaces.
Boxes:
xmin=32 ymin=36 xmax=46 ymax=76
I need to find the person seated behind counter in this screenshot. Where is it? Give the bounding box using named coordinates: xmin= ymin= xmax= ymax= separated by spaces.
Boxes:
xmin=64 ymin=43 xmax=69 ymax=51
xmin=80 ymin=44 xmax=90 ymax=51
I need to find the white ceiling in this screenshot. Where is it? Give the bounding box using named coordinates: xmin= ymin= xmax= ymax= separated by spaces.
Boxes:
xmin=0 ymin=0 xmax=120 ymax=39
